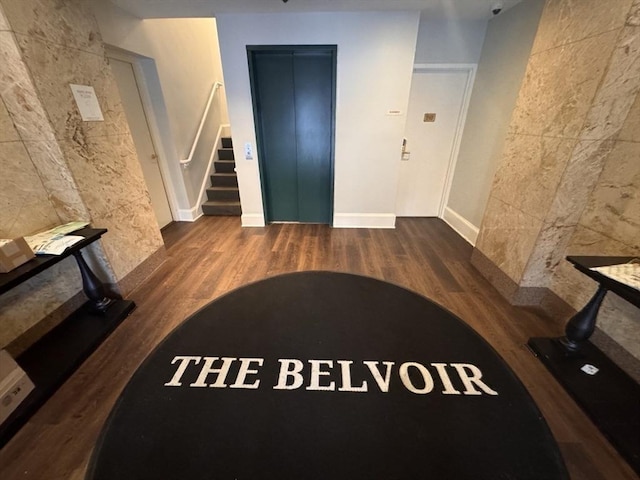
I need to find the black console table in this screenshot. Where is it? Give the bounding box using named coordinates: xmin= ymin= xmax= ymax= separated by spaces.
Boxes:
xmin=0 ymin=228 xmax=135 ymax=447
xmin=528 ymin=256 xmax=640 ymax=474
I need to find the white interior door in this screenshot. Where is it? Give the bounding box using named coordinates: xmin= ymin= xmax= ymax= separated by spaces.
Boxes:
xmin=109 ymin=56 xmax=173 ymax=228
xmin=396 ymin=67 xmax=472 ymax=217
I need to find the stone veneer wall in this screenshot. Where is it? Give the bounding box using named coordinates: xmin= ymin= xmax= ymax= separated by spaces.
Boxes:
xmin=0 ymin=0 xmax=165 ymax=353
xmin=473 ymin=0 xmax=640 ymax=364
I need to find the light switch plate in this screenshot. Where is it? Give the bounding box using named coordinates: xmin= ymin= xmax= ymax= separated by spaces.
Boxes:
xmin=244 ymin=142 xmax=253 ymax=160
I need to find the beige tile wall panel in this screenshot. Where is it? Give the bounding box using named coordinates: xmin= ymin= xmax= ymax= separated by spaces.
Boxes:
xmin=0 ymin=31 xmax=56 ymax=143
xmin=618 ymin=91 xmax=640 ymax=142
xmin=519 ymin=222 xmax=575 ymax=288
xmin=14 ymin=34 xmax=128 ymax=142
xmin=23 ymin=140 xmax=90 ymax=222
xmin=0 ymin=3 xmax=8 ymax=31
xmin=0 ymin=98 xmax=19 ymax=142
xmin=491 ymin=134 xmax=576 ymax=220
xmin=0 ymin=141 xmax=60 ymax=237
xmin=60 ymin=133 xmax=149 ymax=219
xmin=509 ymin=30 xmax=619 ymax=139
xmin=0 ymin=257 xmax=82 ymax=348
xmin=0 ymin=0 xmax=103 ymax=55
xmin=597 ymin=294 xmax=640 ymax=360
xmin=475 ymin=196 xmax=543 ymax=282
xmin=579 ymin=141 xmax=640 ymax=248
xmin=544 ymin=139 xmax=617 ymax=227
xmin=580 ymin=25 xmax=640 ymax=141
xmin=531 ymin=0 xmax=632 ymax=54
xmin=628 ymin=0 xmax=640 ymax=26
xmin=92 ymin=195 xmax=164 ymax=280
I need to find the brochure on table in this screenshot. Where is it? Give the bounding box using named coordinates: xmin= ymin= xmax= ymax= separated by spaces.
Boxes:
xmin=590 ymin=260 xmax=640 ymax=291
xmin=25 ymin=222 xmax=90 ymax=255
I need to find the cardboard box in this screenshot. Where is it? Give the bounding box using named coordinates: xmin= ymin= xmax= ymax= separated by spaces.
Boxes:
xmin=0 ymin=237 xmax=35 ymax=273
xmin=0 ymin=350 xmax=34 ymax=425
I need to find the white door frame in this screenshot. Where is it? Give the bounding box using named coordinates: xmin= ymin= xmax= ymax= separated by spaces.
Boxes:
xmin=106 ymin=47 xmax=180 ymax=222
xmin=411 ymin=63 xmax=477 ymax=218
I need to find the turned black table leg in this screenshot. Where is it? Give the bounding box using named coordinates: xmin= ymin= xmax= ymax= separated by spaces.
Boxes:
xmin=72 ymin=250 xmax=114 ymax=312
xmin=559 ymin=285 xmax=608 ymax=353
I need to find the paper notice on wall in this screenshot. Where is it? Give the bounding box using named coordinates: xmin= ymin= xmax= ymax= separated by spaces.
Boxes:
xmin=590 ymin=261 xmax=640 ymax=291
xmin=70 ymin=84 xmax=104 ymax=121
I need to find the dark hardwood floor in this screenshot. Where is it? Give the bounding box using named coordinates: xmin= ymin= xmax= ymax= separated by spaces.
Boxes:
xmin=0 ymin=217 xmax=637 ymax=479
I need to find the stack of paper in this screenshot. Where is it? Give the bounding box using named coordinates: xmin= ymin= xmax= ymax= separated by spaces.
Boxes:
xmin=590 ymin=261 xmax=640 ymax=291
xmin=25 ymin=221 xmax=89 ymax=255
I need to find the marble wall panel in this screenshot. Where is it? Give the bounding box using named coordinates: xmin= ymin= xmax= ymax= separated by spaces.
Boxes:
xmin=0 ymin=141 xmax=60 ymax=238
xmin=618 ymin=91 xmax=640 ymax=142
xmin=61 ymin=133 xmax=150 ymax=219
xmin=531 ymin=0 xmax=632 ymax=55
xmin=0 ymin=0 xmax=103 ymax=55
xmin=597 ymin=294 xmax=640 ymax=360
xmin=491 ymin=133 xmax=576 ymax=220
xmin=580 ymin=24 xmax=640 ymax=141
xmin=92 ymin=195 xmax=165 ymax=280
xmin=628 ymin=0 xmax=640 ymax=27
xmin=544 ymin=139 xmax=616 ymax=226
xmin=0 ymin=97 xmax=18 ymax=142
xmin=475 ymin=195 xmax=543 ymax=282
xmin=0 ymin=3 xmax=8 ymax=31
xmin=13 ymin=34 xmax=129 ymax=142
xmin=0 ymin=31 xmax=56 ymax=143
xmin=579 ymin=140 xmax=640 ymax=247
xmin=0 ymin=257 xmax=81 ymax=348
xmin=23 ymin=140 xmax=89 ymax=222
xmin=520 ymin=222 xmax=575 ymax=287
xmin=0 ymin=28 xmax=89 ymax=224
xmin=509 ymin=30 xmax=619 ymax=138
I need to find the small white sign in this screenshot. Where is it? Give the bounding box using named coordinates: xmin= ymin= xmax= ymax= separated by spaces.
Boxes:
xmin=580 ymin=364 xmax=599 ymax=375
xmin=69 ymin=84 xmax=104 ymax=122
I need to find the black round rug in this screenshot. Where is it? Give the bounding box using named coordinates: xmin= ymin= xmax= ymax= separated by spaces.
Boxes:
xmin=88 ymin=272 xmax=568 ymax=479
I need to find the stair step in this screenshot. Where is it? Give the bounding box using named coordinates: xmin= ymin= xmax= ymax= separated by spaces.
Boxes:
xmin=210 ymin=173 xmax=238 ymax=188
xmin=214 ymin=160 xmax=235 ymax=173
xmin=218 ymin=148 xmax=234 ymax=160
xmin=221 ymin=137 xmax=233 ymax=149
xmin=202 ymin=200 xmax=241 ymax=216
xmin=207 ymin=186 xmax=240 ymax=202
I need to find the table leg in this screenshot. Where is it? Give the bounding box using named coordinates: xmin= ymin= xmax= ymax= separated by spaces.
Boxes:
xmin=559 ymin=285 xmax=607 ymax=353
xmin=72 ymin=250 xmax=114 ymax=312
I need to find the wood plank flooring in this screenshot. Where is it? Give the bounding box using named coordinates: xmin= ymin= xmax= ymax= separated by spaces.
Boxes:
xmin=0 ymin=217 xmax=637 ymax=479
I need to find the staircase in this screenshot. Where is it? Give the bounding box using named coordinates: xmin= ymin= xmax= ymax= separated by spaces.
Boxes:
xmin=202 ymin=137 xmax=242 ymax=216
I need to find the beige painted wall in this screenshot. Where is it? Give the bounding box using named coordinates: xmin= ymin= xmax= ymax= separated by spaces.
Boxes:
xmin=475 ymin=0 xmax=640 ymax=358
xmin=0 ymin=0 xmax=164 ymax=350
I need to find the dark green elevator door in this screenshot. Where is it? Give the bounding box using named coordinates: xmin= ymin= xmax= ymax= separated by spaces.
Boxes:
xmin=249 ymin=47 xmax=335 ymax=224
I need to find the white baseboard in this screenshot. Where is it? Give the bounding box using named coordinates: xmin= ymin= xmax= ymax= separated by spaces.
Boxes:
xmin=177 ymin=206 xmax=202 ymax=222
xmin=241 ymin=213 xmax=266 ymax=227
xmin=333 ymin=213 xmax=396 ymax=229
xmin=442 ymin=206 xmax=479 ymax=245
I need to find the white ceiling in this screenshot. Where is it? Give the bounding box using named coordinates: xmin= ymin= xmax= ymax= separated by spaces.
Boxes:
xmin=110 ymin=0 xmax=523 ymax=21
